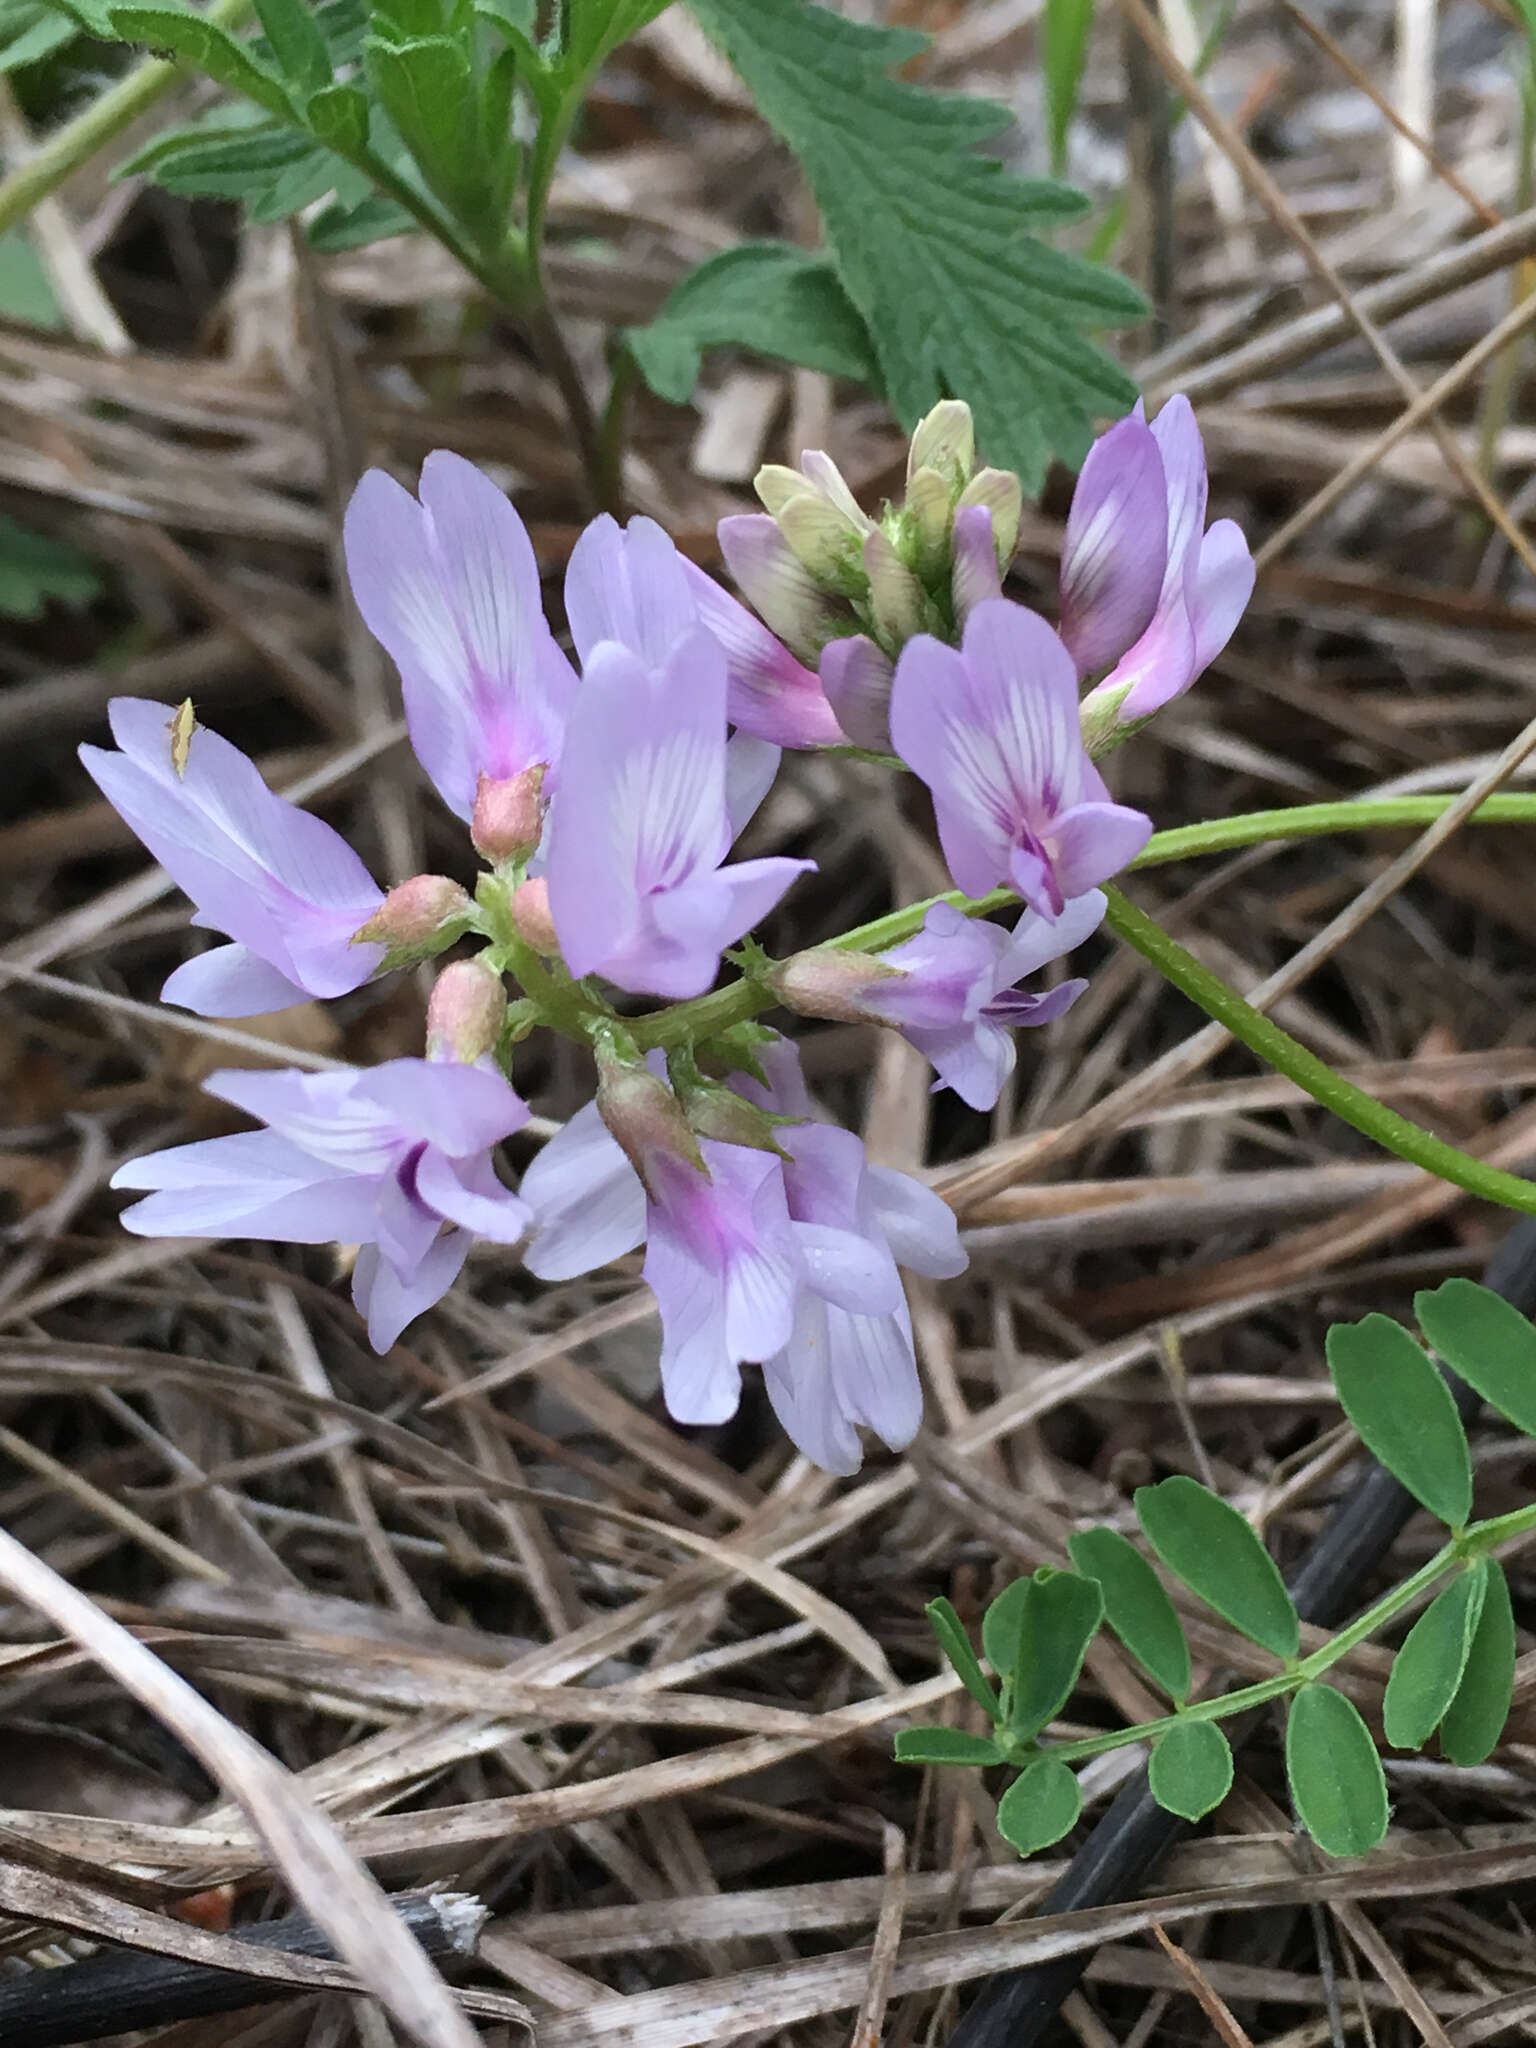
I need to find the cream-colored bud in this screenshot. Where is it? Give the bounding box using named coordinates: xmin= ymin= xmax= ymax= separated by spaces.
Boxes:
xmin=864 ymin=528 xmax=927 ymax=650
xmin=903 ymin=466 xmax=955 ymax=576
xmin=907 ymin=400 xmax=975 ymax=488
xmin=779 ymin=491 xmax=868 ymax=590
xmin=957 ymin=467 xmax=1023 ymax=566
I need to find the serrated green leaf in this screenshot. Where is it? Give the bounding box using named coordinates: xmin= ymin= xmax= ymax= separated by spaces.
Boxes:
xmin=1135 ymin=1476 xmax=1299 ymax=1660
xmin=1327 ymin=1313 xmax=1473 ymax=1529
xmin=894 ymin=1726 xmax=1004 ymax=1766
xmin=625 ymin=241 xmax=880 ymax=406
xmin=109 ymin=5 xmax=297 ymax=118
xmin=0 ymin=2 xmax=79 ymax=70
xmin=1068 ymin=1524 xmax=1191 ymax=1703
xmin=1416 ymin=1278 xmax=1536 ymax=1441
xmin=1441 ymin=1556 xmax=1515 ymax=1766
xmin=1004 ymin=1569 xmax=1104 ymax=1742
xmin=254 ymin=0 xmax=331 ymax=90
xmin=0 ymin=514 xmax=100 ymax=620
xmin=1149 ymin=1719 xmax=1233 ymax=1821
xmin=563 ymin=0 xmax=672 ymax=73
xmin=125 ymin=120 xmax=351 ymax=222
xmin=1285 ymin=1683 xmax=1389 ymax=1858
xmin=36 ymin=0 xmax=114 ymax=38
xmin=924 ymin=1597 xmax=1002 ymax=1725
xmin=306 ymin=80 xmax=369 ymax=154
xmin=688 ymin=0 xmax=1144 ymax=485
xmin=996 ymin=1755 xmax=1082 ymax=1856
xmin=307 ymin=188 xmax=416 ymax=249
xmin=1383 ymin=1563 xmax=1487 ymax=1752
xmin=1043 ymin=0 xmax=1094 ymax=177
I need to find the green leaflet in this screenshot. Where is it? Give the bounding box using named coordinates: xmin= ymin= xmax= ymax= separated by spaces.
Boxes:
xmin=0 ymin=0 xmax=79 ymax=70
xmin=924 ymin=1597 xmax=1002 ymax=1725
xmin=1327 ymin=1313 xmax=1474 ymax=1530
xmin=1134 ymin=1475 xmax=1299 ymax=1661
xmin=996 ymin=1756 xmax=1082 ymax=1855
xmin=894 ymin=1726 xmax=1004 ymax=1767
xmin=1042 ymin=0 xmax=1094 ymax=176
xmin=109 ymin=4 xmax=297 ymax=119
xmin=0 ymin=513 xmax=101 ymax=619
xmin=1067 ymin=1524 xmax=1191 ymax=1703
xmin=1149 ymin=1719 xmax=1233 ymax=1822
xmin=1383 ymin=1564 xmax=1487 ymax=1751
xmin=1285 ymin=1683 xmax=1389 ymax=1858
xmin=1440 ymin=1558 xmax=1516 ymax=1767
xmin=687 ymin=0 xmax=1144 ymax=485
xmin=625 ymin=242 xmax=881 ymax=405
xmin=253 ymin=0 xmax=331 ymax=92
xmin=1004 ymin=1570 xmax=1105 ymax=1742
xmin=1415 ymin=1278 xmax=1536 ymax=1441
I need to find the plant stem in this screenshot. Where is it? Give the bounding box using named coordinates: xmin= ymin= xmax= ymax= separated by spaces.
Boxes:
xmin=1102 ymin=882 xmax=1536 ymax=1214
xmin=0 ymin=0 xmax=254 ymax=239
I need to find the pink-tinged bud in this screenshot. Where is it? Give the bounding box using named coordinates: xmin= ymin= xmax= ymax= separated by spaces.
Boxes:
xmin=595 ymin=1044 xmax=705 ymax=1191
xmin=352 ymin=874 xmax=470 ymax=963
xmin=770 ymin=946 xmax=901 ymax=1024
xmin=509 ymin=876 xmax=558 ymax=956
xmin=426 ymin=957 xmax=507 ymax=1064
xmin=472 ymin=765 xmax=546 ymax=865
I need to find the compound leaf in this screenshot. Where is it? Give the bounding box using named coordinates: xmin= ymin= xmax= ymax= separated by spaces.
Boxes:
xmin=1416 ymin=1278 xmax=1536 ymax=1441
xmin=1149 ymin=1719 xmax=1233 ymax=1822
xmin=1285 ymin=1683 xmax=1389 ymax=1858
xmin=1068 ymin=1524 xmax=1191 ymax=1703
xmin=1383 ymin=1563 xmax=1487 ymax=1751
xmin=1440 ymin=1557 xmax=1516 ymax=1766
xmin=996 ymin=1755 xmax=1082 ymax=1855
xmin=1135 ymin=1475 xmax=1299 ymax=1661
xmin=688 ymin=0 xmax=1144 ymax=484
xmin=1327 ymin=1312 xmax=1473 ymax=1529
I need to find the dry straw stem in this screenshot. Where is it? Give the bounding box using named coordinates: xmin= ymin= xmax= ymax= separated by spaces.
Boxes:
xmin=0 ymin=1523 xmax=479 ymax=2048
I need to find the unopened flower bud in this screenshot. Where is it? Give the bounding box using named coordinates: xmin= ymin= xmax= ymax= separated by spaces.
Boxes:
xmin=718 ymin=514 xmax=846 ymax=664
xmin=951 ymin=503 xmax=1004 ymax=623
xmin=595 ymin=1044 xmax=704 ymax=1190
xmin=755 ymin=453 xmax=872 ymax=594
xmin=864 ymin=528 xmax=927 ymax=652
xmin=427 ymin=957 xmax=507 ymax=1064
xmin=770 ymin=946 xmax=901 ymax=1024
xmin=509 ymin=876 xmax=558 ymax=956
xmin=907 ymin=400 xmax=975 ymax=490
xmin=957 ymin=467 xmax=1023 ymax=566
xmin=678 ymin=1078 xmax=787 ymax=1156
xmin=472 ymin=765 xmax=545 ymax=865
xmin=902 ymin=466 xmax=956 ymax=578
xmin=352 ymin=874 xmax=470 ymax=964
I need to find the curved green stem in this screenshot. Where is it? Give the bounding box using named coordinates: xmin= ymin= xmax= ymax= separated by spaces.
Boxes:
xmin=1102 ymin=881 xmax=1536 ymax=1214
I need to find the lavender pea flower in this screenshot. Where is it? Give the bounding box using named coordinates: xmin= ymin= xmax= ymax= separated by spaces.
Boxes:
xmin=112 ymin=1059 xmax=531 ymax=1351
xmin=544 ymin=626 xmax=813 ymax=999
xmin=890 ymin=598 xmax=1152 ymax=919
xmin=1062 ymin=398 xmax=1254 ymax=735
xmin=344 ymin=451 xmax=578 ymax=822
xmin=79 ymin=697 xmax=386 ymax=1018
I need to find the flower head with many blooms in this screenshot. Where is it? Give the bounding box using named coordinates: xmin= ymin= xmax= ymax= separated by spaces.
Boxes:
xmin=87 ymin=395 xmax=1250 ymax=1474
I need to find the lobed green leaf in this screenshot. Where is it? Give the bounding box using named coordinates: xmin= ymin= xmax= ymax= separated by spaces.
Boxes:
xmin=1326 ymin=1313 xmax=1473 ymax=1529
xmin=1285 ymin=1683 xmax=1389 ymax=1858
xmin=1415 ymin=1278 xmax=1536 ymax=1441
xmin=894 ymin=1726 xmax=1004 ymax=1767
xmin=1382 ymin=1563 xmax=1487 ymax=1751
xmin=996 ymin=1755 xmax=1082 ymax=1856
xmin=1068 ymin=1524 xmax=1191 ymax=1703
xmin=109 ymin=4 xmax=297 ymax=119
xmin=1134 ymin=1475 xmax=1299 ymax=1661
xmin=254 ymin=0 xmax=332 ymax=91
xmin=1148 ymin=1719 xmax=1233 ymax=1822
xmin=1440 ymin=1557 xmax=1516 ymax=1766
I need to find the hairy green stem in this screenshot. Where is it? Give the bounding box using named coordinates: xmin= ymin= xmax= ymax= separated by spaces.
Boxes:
xmin=0 ymin=0 xmax=254 ymax=237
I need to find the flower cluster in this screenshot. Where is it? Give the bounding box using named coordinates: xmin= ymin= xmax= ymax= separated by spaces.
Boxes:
xmin=84 ymin=397 xmax=1251 ymax=1472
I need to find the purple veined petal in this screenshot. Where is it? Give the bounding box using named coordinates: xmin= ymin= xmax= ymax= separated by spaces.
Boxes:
xmin=351 ymin=1057 xmax=529 ymax=1156
xmin=819 ymin=635 xmax=895 ymax=753
xmin=889 ymin=634 xmax=1015 ymax=897
xmin=679 ymin=556 xmax=845 ymax=748
xmin=776 ymin=1120 xmax=867 ymax=1229
xmin=987 ymin=977 xmax=1087 ymax=1028
xmin=646 ymin=853 xmax=814 ymax=967
xmin=203 ymin=1067 xmax=405 ymax=1174
xmin=794 ymin=1221 xmax=904 ymax=1313
xmin=952 ymin=503 xmax=1004 ymax=624
xmin=344 ymin=453 xmax=576 ymax=820
xmin=826 ymin=1297 xmax=923 ymax=1454
xmin=1189 ymin=518 xmax=1255 ymax=675
xmin=996 ymin=887 xmax=1107 ymax=985
xmin=865 ymin=1164 xmax=968 ymax=1279
xmin=761 ymin=1293 xmax=864 ymax=1475
xmin=521 ymin=1099 xmax=647 ymax=1280
xmin=159 ymin=944 xmax=311 ymax=1018
xmin=1058 ymin=415 xmax=1168 ymax=679
xmin=871 ymin=903 xmax=1008 ymax=1032
xmin=353 ymin=1229 xmax=471 ymax=1352
xmin=414 ymin=1147 xmax=531 ymax=1244
xmin=645 ymin=1233 xmax=742 ymax=1425
xmin=565 ymin=513 xmax=699 ymax=668
xmin=903 ymin=1015 xmax=1018 ymax=1111
xmin=722 ymin=1145 xmax=806 ymax=1366
xmin=112 ymin=1129 xmax=383 ymax=1243
xmin=763 ymin=1293 xmax=923 ymax=1475
xmin=1148 ymin=396 xmax=1209 ymax=603
xmin=716 ymin=514 xmax=843 ymax=670
xmin=959 ymin=598 xmax=1097 ymax=813
xmin=725 ymin=732 xmax=782 ymax=839
xmin=371 ymin=1163 xmax=445 ymax=1274
xmin=1048 ymin=800 xmax=1154 ymax=899
xmin=1097 ymin=596 xmax=1200 ymax=722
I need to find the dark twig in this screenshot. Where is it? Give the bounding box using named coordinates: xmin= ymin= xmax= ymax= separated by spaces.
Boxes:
xmin=948 ymin=1213 xmax=1536 ymax=2048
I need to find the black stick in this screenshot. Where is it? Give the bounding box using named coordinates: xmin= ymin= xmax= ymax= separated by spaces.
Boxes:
xmin=949 ymin=1214 xmax=1536 ymax=2048
xmin=0 ymin=1888 xmax=485 ymax=2048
